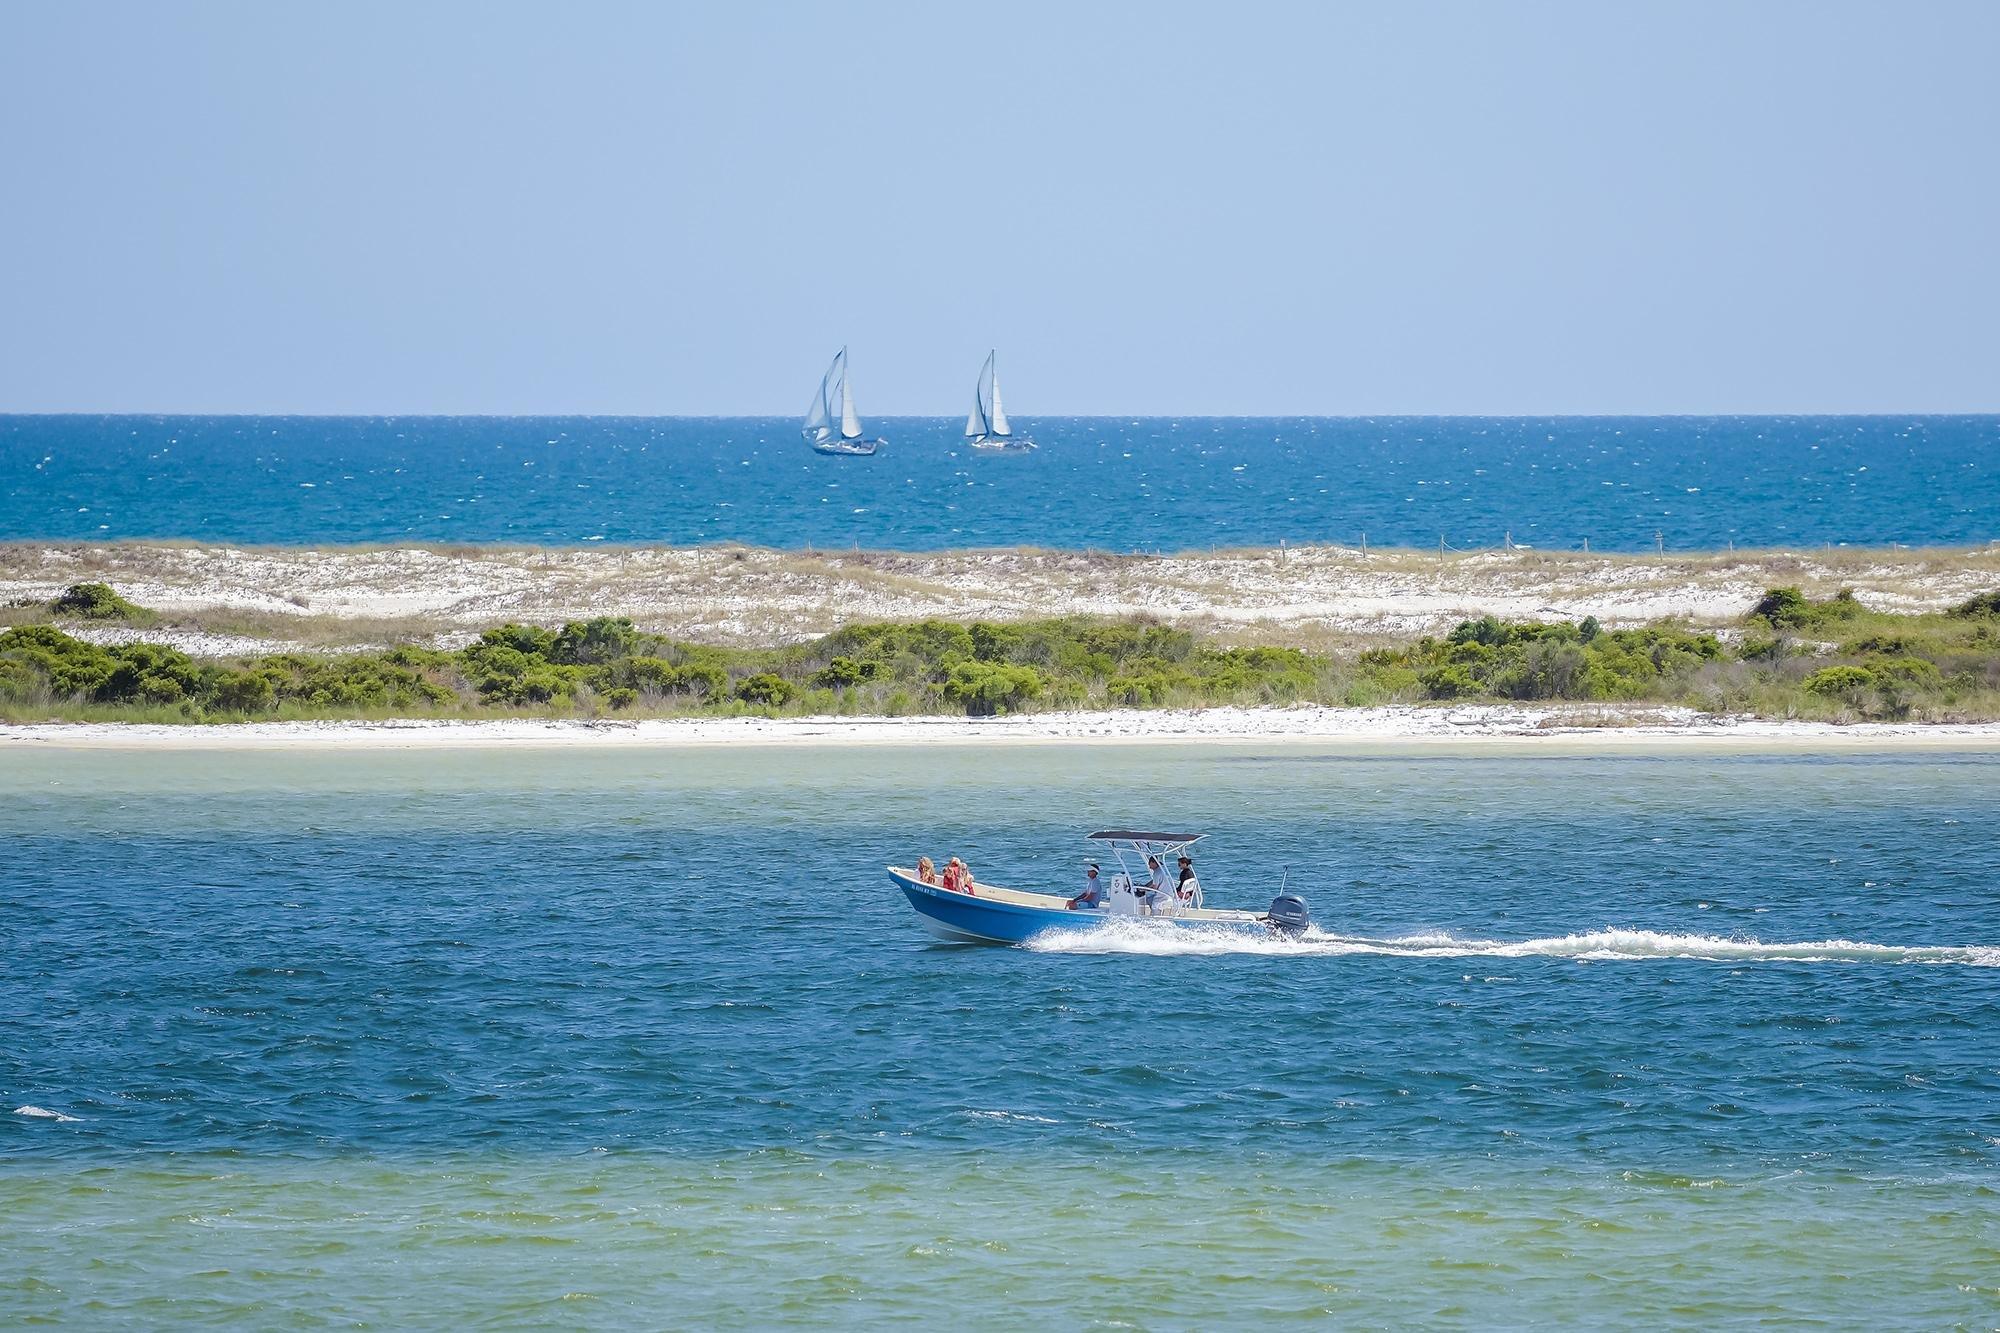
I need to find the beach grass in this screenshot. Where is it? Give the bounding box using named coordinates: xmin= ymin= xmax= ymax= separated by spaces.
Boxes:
xmin=5 ymin=580 xmax=1999 ymax=726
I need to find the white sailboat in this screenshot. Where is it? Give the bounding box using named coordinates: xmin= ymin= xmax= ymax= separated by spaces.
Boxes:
xmin=804 ymin=348 xmax=883 ymax=456
xmin=965 ymin=351 xmax=1035 ymax=451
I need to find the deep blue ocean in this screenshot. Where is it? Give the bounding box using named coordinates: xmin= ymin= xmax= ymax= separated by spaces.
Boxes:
xmin=5 ymin=743 xmax=1999 ymax=1324
xmin=4 ymin=414 xmax=1996 ymax=551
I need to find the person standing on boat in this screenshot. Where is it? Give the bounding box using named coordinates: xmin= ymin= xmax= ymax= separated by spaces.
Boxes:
xmin=1069 ymin=863 xmax=1104 ymax=911
xmin=1142 ymin=856 xmax=1171 ymax=914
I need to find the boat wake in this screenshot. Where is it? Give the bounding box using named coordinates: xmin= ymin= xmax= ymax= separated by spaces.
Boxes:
xmin=1022 ymin=921 xmax=2000 ymax=966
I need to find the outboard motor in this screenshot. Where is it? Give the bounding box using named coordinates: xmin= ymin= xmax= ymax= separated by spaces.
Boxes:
xmin=1266 ymin=893 xmax=1311 ymax=937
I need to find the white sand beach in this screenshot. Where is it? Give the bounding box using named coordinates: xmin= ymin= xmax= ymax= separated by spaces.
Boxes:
xmin=7 ymin=705 xmax=2000 ymax=750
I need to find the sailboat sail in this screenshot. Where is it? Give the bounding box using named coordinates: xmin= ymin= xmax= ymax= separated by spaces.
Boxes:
xmin=965 ymin=353 xmax=993 ymax=438
xmin=966 ymin=351 xmax=1010 ymax=439
xmin=987 ymin=356 xmax=1009 ymax=437
xmin=804 ymin=349 xmax=845 ymax=445
xmin=839 ymin=370 xmax=862 ymax=439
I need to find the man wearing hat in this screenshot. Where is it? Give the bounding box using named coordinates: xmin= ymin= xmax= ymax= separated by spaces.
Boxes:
xmin=1068 ymin=862 xmax=1105 ymax=911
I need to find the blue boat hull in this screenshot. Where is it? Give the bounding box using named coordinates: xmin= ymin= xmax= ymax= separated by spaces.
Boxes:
xmin=887 ymin=868 xmax=1261 ymax=946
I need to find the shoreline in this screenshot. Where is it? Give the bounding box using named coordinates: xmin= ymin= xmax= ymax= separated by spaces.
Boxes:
xmin=8 ymin=705 xmax=2000 ymax=750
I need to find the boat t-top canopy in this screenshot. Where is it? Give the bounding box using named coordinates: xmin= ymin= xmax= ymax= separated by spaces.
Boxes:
xmin=1087 ymin=830 xmax=1206 ymax=846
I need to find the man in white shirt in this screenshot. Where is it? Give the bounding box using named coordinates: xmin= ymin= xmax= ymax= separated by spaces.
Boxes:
xmin=1069 ymin=863 xmax=1105 ymax=910
xmin=1141 ymin=856 xmax=1171 ymax=914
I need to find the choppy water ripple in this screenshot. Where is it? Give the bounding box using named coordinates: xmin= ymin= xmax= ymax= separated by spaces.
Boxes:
xmin=4 ymin=745 xmax=1998 ymax=1167
xmin=3 ymin=744 xmax=1998 ymax=1323
xmin=3 ymin=414 xmax=1996 ymax=549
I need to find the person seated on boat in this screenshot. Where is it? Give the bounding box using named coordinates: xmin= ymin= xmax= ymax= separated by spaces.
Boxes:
xmin=958 ymin=859 xmax=976 ymax=896
xmin=1176 ymin=855 xmax=1200 ymax=906
xmin=943 ymin=857 xmax=975 ymax=895
xmin=1068 ymin=863 xmax=1105 ymax=911
xmin=1140 ymin=856 xmax=1171 ymax=914
xmin=917 ymin=856 xmax=937 ymax=885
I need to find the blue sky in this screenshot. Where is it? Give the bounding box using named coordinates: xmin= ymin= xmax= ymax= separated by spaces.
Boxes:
xmin=2 ymin=1 xmax=1995 ymax=414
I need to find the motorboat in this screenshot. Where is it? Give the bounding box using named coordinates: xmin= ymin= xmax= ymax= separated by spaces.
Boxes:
xmin=887 ymin=830 xmax=1311 ymax=945
xmin=804 ymin=347 xmax=885 ymax=456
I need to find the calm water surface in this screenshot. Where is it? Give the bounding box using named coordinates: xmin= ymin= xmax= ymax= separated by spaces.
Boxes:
xmin=3 ymin=744 xmax=1998 ymax=1326
xmin=4 ymin=414 xmax=1996 ymax=551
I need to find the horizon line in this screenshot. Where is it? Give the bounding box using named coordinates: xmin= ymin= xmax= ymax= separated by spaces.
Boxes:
xmin=6 ymin=409 xmax=2000 ymax=421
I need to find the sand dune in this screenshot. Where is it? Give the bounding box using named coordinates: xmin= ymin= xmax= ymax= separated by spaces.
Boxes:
xmin=5 ymin=541 xmax=1997 ymax=655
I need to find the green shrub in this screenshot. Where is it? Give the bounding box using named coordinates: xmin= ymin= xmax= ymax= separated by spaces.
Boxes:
xmin=4 ymin=605 xmax=1995 ymax=726
xmin=50 ymin=582 xmax=147 ymax=620
xmin=622 ymin=656 xmax=683 ymax=692
xmin=1954 ymin=590 xmax=2000 ymax=618
xmin=1751 ymin=586 xmax=1862 ymax=628
xmin=1845 ymin=633 xmax=1912 ymax=655
xmin=1501 ymin=641 xmax=1589 ymax=699
xmin=462 ymin=642 xmax=533 ymax=681
xmin=0 ymin=625 xmax=118 ymax=695
xmin=969 ymin=622 xmax=1025 ymax=661
xmin=213 ymin=669 xmax=276 ymax=713
xmin=1803 ymin=665 xmax=1875 ymax=697
xmin=1419 ymin=664 xmax=1480 ymax=699
xmin=0 ymin=658 xmax=38 ymax=701
xmin=1868 ymin=656 xmax=1943 ymax=690
xmin=1449 ymin=615 xmax=1512 ymax=648
xmin=676 ymin=664 xmax=728 ymax=698
xmin=1750 ymin=587 xmax=1810 ymax=626
xmin=99 ymin=643 xmax=201 ymax=704
xmin=941 ymin=661 xmax=1044 ymax=715
xmin=735 ymin=673 xmax=794 ymax=706
xmin=551 ymin=616 xmax=640 ymax=665
xmin=479 ymin=623 xmax=556 ymax=655
xmin=1107 ymin=671 xmax=1175 ymax=706
xmin=812 ymin=655 xmax=882 ymax=689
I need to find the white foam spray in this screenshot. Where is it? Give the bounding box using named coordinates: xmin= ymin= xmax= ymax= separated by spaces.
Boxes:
xmin=13 ymin=1105 xmax=82 ymax=1122
xmin=1022 ymin=919 xmax=2000 ymax=965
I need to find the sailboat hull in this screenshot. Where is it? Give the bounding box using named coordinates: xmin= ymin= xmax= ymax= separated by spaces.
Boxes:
xmin=968 ymin=435 xmax=1036 ymax=451
xmin=810 ymin=436 xmax=883 ymax=456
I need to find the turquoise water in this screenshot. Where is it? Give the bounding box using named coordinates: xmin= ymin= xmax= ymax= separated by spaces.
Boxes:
xmin=4 ymin=414 xmax=1996 ymax=551
xmin=5 ymin=744 xmax=1999 ymax=1325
